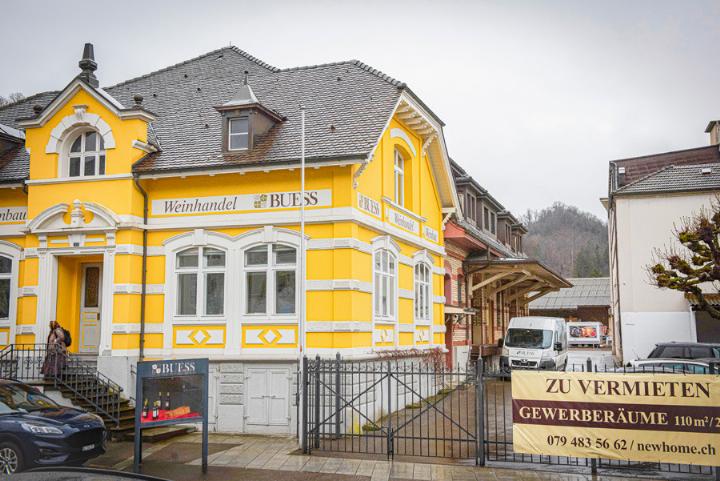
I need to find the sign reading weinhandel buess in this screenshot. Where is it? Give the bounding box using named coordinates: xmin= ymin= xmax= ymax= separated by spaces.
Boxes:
xmin=512 ymin=371 xmax=720 ymax=466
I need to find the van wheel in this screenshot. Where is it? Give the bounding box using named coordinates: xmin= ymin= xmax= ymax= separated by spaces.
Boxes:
xmin=0 ymin=441 xmax=23 ymax=474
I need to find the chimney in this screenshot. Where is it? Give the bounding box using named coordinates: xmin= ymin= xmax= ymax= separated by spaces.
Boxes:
xmin=77 ymin=43 xmax=99 ymax=88
xmin=705 ymin=120 xmax=720 ymax=145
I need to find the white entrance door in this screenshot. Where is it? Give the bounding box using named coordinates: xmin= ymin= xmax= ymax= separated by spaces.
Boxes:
xmin=245 ymin=367 xmax=290 ymax=433
xmin=79 ymin=264 xmax=102 ymax=354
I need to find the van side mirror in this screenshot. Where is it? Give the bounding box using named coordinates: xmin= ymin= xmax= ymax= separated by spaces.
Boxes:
xmin=497 ymin=338 xmax=504 ymax=348
xmin=554 ymin=342 xmax=562 ymax=352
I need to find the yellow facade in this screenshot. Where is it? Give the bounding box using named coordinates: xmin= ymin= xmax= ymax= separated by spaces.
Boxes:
xmin=0 ymin=71 xmax=454 ymax=364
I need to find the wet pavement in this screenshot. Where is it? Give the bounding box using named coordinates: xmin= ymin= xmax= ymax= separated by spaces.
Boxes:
xmin=84 ymin=432 xmax=678 ymax=481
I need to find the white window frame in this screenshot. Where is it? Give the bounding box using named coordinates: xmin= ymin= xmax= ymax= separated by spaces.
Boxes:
xmin=394 ymin=149 xmax=405 ymax=206
xmin=65 ymin=130 xmax=106 ymax=178
xmin=373 ymin=249 xmax=397 ymax=322
xmin=174 ymin=246 xmax=227 ymax=318
xmin=228 ymin=117 xmax=250 ymax=151
xmin=243 ymin=242 xmax=298 ymax=317
xmin=414 ymin=263 xmax=431 ymax=323
xmin=0 ymin=241 xmax=21 ymax=345
xmin=466 ymin=193 xmax=476 ymax=225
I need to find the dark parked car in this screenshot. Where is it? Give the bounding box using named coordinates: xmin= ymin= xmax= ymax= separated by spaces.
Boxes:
xmin=647 ymin=342 xmax=720 ymax=360
xmin=0 ymin=379 xmax=106 ymax=474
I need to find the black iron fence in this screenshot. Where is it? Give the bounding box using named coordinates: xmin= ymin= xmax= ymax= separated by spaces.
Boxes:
xmin=301 ymin=353 xmax=720 ymax=478
xmin=302 ymin=354 xmax=479 ymax=462
xmin=0 ymin=343 xmax=124 ymax=428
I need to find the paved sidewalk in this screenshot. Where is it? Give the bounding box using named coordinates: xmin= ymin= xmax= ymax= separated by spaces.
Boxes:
xmin=89 ymin=432 xmax=682 ymax=481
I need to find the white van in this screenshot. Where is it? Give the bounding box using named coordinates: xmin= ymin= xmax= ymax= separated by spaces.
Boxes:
xmin=500 ymin=316 xmax=568 ymax=371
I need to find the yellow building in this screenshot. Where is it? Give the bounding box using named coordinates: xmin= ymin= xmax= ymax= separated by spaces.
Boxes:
xmin=0 ymin=44 xmax=457 ymax=433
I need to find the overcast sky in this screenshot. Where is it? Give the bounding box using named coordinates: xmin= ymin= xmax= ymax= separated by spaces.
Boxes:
xmin=2 ymin=0 xmax=719 ymax=219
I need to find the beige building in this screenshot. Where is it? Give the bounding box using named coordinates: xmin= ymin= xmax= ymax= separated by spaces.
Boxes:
xmin=604 ymin=124 xmax=720 ymax=361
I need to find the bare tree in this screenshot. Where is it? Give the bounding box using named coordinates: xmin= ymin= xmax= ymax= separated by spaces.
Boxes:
xmin=0 ymin=92 xmax=25 ymax=107
xmin=649 ymin=197 xmax=720 ymax=319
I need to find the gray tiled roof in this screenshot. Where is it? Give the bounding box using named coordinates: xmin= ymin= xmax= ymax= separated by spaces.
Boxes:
xmin=615 ymin=162 xmax=720 ymax=195
xmin=529 ymin=277 xmax=610 ymax=309
xmin=0 ymin=46 xmax=414 ymax=179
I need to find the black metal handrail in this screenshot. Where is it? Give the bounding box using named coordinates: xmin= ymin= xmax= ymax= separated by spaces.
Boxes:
xmin=0 ymin=343 xmax=123 ymax=428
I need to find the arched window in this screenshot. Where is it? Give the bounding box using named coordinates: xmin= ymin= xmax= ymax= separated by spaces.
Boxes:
xmin=68 ymin=131 xmax=105 ymax=177
xmin=175 ymin=247 xmax=226 ymax=316
xmin=393 ymin=149 xmax=405 ymax=206
xmin=244 ymin=244 xmax=297 ymax=315
xmin=414 ymin=263 xmax=431 ymax=322
xmin=0 ymin=255 xmax=11 ymax=320
xmin=373 ymin=249 xmax=396 ymax=320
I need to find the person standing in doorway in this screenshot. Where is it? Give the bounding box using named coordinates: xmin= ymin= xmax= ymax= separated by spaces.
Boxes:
xmin=42 ymin=321 xmax=67 ymax=377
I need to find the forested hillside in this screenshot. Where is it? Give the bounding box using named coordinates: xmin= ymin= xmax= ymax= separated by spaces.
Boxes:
xmin=521 ymin=202 xmax=609 ymax=278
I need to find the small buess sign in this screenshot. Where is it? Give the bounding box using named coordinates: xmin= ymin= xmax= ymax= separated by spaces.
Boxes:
xmin=512 ymin=370 xmax=720 ymax=466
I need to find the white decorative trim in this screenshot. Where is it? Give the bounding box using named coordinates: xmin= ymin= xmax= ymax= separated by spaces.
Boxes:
xmin=389 ymin=128 xmax=418 ymax=157
xmin=114 ymin=244 xmax=164 ymax=256
xmin=21 ymin=248 xmax=38 ymax=259
xmin=399 ymin=289 xmax=414 ymax=299
xmin=305 ymin=321 xmax=373 ymax=333
xmin=111 ymin=323 xmax=164 ymax=334
xmin=45 ymin=109 xmax=116 ymax=154
xmin=433 ymin=295 xmax=446 ymax=304
xmin=432 ymin=266 xmax=445 ymax=276
xmin=131 ymin=140 xmax=158 ymax=153
xmin=382 ymin=197 xmax=427 ymax=223
xmin=307 ymin=279 xmax=372 ymax=293
xmin=16 ymin=325 xmax=36 ymax=335
xmin=398 ymin=324 xmax=414 ymax=333
xmin=113 ymin=283 xmax=164 ymax=295
xmin=19 ymin=286 xmax=38 ymax=297
xmin=25 ymin=174 xmax=133 ymax=185
xmin=307 ymin=237 xmax=372 ymax=254
xmin=432 ymin=324 xmax=447 ymax=334
xmin=18 ymin=79 xmax=154 ymax=129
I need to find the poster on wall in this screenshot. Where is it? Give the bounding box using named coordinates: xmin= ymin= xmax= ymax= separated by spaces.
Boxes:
xmin=567 ymin=321 xmax=602 ymax=345
xmin=512 ymin=370 xmax=720 ymax=467
xmin=134 ymin=358 xmax=209 ymax=473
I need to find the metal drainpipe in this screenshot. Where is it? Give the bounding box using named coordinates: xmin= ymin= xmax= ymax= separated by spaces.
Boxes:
xmin=133 ymin=174 xmax=149 ymax=361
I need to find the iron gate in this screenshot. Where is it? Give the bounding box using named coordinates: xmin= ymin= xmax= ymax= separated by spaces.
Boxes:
xmin=302 ymin=354 xmax=719 ymax=478
xmin=301 ymin=355 xmax=480 ymax=462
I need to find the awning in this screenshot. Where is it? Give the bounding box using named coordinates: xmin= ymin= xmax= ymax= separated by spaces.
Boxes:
xmin=465 ymin=257 xmax=572 ymax=303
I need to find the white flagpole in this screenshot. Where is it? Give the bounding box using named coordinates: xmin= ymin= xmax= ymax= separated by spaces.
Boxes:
xmin=299 ymin=105 xmax=306 ymax=358
xmin=297 ymin=105 xmax=306 ymax=446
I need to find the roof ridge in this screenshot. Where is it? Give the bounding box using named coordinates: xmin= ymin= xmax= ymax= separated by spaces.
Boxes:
xmin=669 ymin=162 xmax=719 ymax=170
xmin=611 ymin=144 xmax=720 ymax=164
xmin=0 ymin=90 xmax=59 ymax=113
xmin=279 ymin=59 xmax=405 ymax=88
xmin=106 ymin=46 xmax=279 ymax=90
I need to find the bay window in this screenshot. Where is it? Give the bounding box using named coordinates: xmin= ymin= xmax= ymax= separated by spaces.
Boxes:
xmin=373 ymin=249 xmax=396 ymax=320
xmin=175 ymin=247 xmax=226 ymax=316
xmin=414 ymin=263 xmax=431 ymax=322
xmin=245 ymin=244 xmax=297 ymax=315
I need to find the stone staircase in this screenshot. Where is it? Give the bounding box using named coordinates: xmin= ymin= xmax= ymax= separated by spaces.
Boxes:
xmin=0 ymin=344 xmax=192 ymax=440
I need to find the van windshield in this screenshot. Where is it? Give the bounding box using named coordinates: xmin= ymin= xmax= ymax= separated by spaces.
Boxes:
xmin=505 ymin=328 xmax=553 ymax=349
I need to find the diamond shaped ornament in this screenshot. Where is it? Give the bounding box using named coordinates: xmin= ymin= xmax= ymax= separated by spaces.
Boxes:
xmin=261 ymin=330 xmax=277 ymax=344
xmin=191 ymin=329 xmax=209 ymax=345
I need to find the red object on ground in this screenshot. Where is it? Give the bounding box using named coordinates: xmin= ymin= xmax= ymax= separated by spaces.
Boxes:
xmin=141 ymin=409 xmax=200 ymax=423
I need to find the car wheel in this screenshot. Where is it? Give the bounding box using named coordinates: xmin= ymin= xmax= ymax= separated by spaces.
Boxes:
xmin=0 ymin=442 xmax=23 ymax=474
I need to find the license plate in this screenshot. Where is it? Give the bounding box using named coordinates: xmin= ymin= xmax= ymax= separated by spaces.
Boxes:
xmin=82 ymin=444 xmax=95 ymax=452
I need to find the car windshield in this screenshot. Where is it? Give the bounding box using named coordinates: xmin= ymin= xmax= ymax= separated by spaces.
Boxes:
xmin=505 ymin=328 xmax=553 ymax=349
xmin=0 ymin=383 xmax=59 ymax=414
xmin=638 ymin=362 xmax=708 ymax=374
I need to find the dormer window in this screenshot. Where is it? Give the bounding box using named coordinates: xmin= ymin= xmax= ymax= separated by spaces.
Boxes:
xmin=228 ymin=117 xmax=249 ymax=151
xmin=68 ymin=131 xmax=105 ymax=177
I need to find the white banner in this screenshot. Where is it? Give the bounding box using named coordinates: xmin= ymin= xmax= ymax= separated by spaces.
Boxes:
xmin=423 ymin=225 xmax=439 ymax=243
xmin=357 ymin=193 xmax=381 ymax=218
xmin=152 ymin=190 xmax=332 ymax=216
xmin=386 ymin=207 xmax=419 ymax=234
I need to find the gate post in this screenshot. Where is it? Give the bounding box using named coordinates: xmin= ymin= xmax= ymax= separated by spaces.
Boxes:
xmin=386 ymin=360 xmax=393 ymax=460
xmin=301 ymin=356 xmax=309 ymax=454
xmin=713 ymin=363 xmax=720 ymax=481
xmin=475 ymin=357 xmax=485 ymax=466
xmin=314 ymin=355 xmax=321 ymax=449
xmin=587 ymin=357 xmax=597 ymax=475
xmin=335 ymin=352 xmax=341 ymax=438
